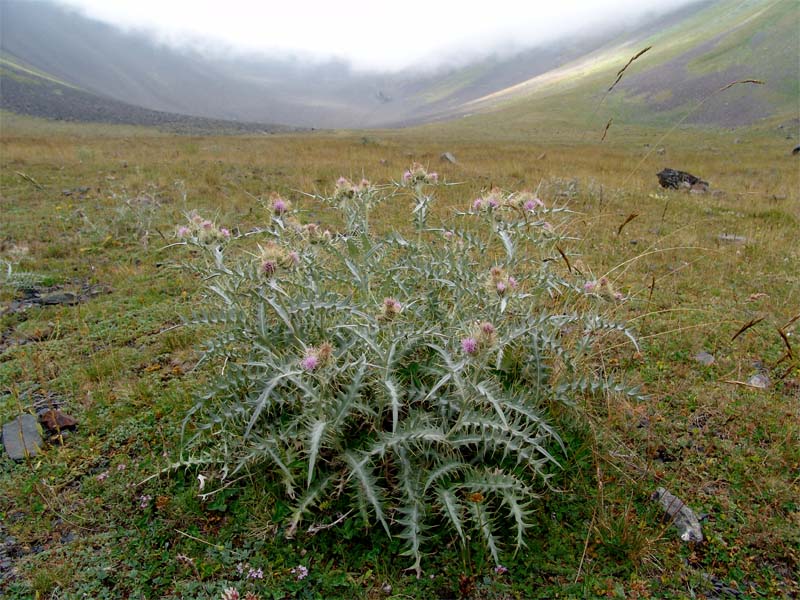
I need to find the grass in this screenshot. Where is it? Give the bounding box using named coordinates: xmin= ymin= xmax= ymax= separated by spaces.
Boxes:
xmin=0 ymin=115 xmax=798 ymax=599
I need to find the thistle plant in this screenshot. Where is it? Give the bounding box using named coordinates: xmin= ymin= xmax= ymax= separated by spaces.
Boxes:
xmin=175 ymin=168 xmax=640 ymax=575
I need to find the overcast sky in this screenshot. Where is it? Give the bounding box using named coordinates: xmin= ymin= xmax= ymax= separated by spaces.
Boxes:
xmin=55 ymin=0 xmax=702 ymax=71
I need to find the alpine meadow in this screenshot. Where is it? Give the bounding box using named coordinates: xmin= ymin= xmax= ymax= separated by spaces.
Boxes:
xmin=0 ymin=0 xmax=798 ymax=599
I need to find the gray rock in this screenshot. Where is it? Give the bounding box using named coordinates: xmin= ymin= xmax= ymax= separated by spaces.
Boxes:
xmin=717 ymin=234 xmax=747 ymax=244
xmin=440 ymin=152 xmax=457 ymax=164
xmin=747 ymin=373 xmax=770 ymax=389
xmin=2 ymin=414 xmax=43 ymax=461
xmin=652 ymin=487 xmax=704 ymax=542
xmin=37 ymin=292 xmax=79 ymax=306
xmin=694 ymin=351 xmax=715 ymax=366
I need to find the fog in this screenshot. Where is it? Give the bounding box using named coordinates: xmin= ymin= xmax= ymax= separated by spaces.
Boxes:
xmin=55 ymin=0 xmax=704 ymax=72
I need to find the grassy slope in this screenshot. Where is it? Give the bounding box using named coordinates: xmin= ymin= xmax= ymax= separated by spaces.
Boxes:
xmin=450 ymin=0 xmax=799 ymax=130
xmin=0 ymin=113 xmax=798 ymax=599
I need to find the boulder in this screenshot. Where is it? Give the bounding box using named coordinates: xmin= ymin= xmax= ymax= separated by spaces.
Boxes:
xmin=657 ymin=168 xmax=708 ymax=190
xmin=440 ymin=152 xmax=457 ymax=164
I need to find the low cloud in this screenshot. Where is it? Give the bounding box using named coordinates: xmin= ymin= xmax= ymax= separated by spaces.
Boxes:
xmin=55 ymin=0 xmax=705 ymax=72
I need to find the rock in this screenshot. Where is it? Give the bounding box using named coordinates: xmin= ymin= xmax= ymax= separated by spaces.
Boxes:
xmin=39 ymin=409 xmax=78 ymax=433
xmin=37 ymin=292 xmax=79 ymax=306
xmin=694 ymin=351 xmax=715 ymax=366
xmin=2 ymin=414 xmax=43 ymax=461
xmin=657 ymin=168 xmax=708 ymax=190
xmin=440 ymin=152 xmax=457 ymax=164
xmin=792 ymin=145 xmax=800 ymax=156
xmin=652 ymin=487 xmax=704 ymax=542
xmin=747 ymin=373 xmax=770 ymax=389
xmin=717 ymin=234 xmax=747 ymax=244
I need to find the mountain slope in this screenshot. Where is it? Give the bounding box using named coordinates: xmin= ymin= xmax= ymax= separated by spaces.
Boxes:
xmin=449 ymin=0 xmax=799 ymax=131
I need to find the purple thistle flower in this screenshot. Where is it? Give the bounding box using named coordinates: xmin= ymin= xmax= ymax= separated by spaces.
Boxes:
xmin=487 ymin=198 xmax=499 ymax=209
xmin=300 ymin=354 xmax=319 ymax=371
xmin=472 ymin=198 xmax=483 ymax=211
xmin=494 ymin=565 xmax=508 ymax=575
xmin=403 ymin=171 xmax=412 ymax=182
xmin=220 ymin=227 xmax=231 ymax=238
xmin=273 ymin=199 xmax=288 ymax=214
xmin=480 ymin=322 xmax=495 ymax=335
xmin=177 ymin=226 xmax=191 ymax=238
xmin=201 ymin=220 xmax=214 ymax=230
xmin=496 ymin=281 xmax=506 ymax=294
xmin=508 ymin=277 xmax=518 ymax=288
xmin=461 ymin=337 xmax=479 ymax=355
xmin=337 ymin=176 xmax=349 ymax=186
xmin=583 ymin=281 xmax=597 ymax=293
xmin=289 ymin=251 xmax=300 ymax=265
xmin=139 ymin=494 xmax=152 ymax=509
xmin=261 ymin=260 xmax=277 ymax=276
xmin=428 ymin=172 xmax=438 ymax=183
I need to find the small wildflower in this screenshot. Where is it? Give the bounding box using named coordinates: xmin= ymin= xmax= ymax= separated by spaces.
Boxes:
xmin=472 ymin=198 xmax=484 ymax=211
xmin=201 ymin=220 xmax=214 ymax=230
xmin=177 ymin=226 xmax=191 ymax=238
xmin=220 ymin=227 xmax=231 ymax=238
xmin=494 ymin=565 xmax=508 ymax=575
xmin=508 ymin=276 xmax=518 ymax=289
xmin=290 ymin=565 xmax=309 ymax=580
xmin=496 ymin=281 xmax=506 ymax=294
xmin=116 ymin=463 xmax=126 ymax=472
xmin=461 ymin=337 xmax=479 ymax=355
xmin=583 ymin=280 xmax=598 ymax=293
xmin=467 ymin=491 xmax=485 ymax=503
xmin=487 ymin=198 xmax=499 ymax=209
xmin=428 ymin=172 xmax=438 ymax=183
xmin=289 ymin=251 xmax=300 ymax=265
xmin=221 ymin=588 xmax=240 ymax=600
xmin=443 ymin=230 xmax=454 ymax=240
xmin=236 ymin=562 xmax=245 ymax=575
xmin=247 ymin=567 xmax=264 ymax=579
xmin=139 ymin=494 xmax=152 ymax=509
xmin=96 ymin=470 xmax=109 ymax=482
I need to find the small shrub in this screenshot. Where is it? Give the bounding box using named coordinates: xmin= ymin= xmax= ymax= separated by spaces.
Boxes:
xmin=174 ymin=168 xmax=639 ymax=574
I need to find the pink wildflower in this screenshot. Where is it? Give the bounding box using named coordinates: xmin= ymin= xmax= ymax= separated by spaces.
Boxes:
xmin=177 ymin=226 xmax=191 ymax=238
xmin=494 ymin=565 xmax=508 ymax=575
xmin=289 ymin=251 xmax=300 ymax=265
xmin=461 ymin=337 xmax=479 ymax=355
xmin=139 ymin=495 xmax=152 ymax=509
xmin=583 ymin=281 xmax=597 ymax=293
xmin=472 ymin=198 xmax=483 ymax=211
xmin=220 ymin=228 xmax=231 ymax=238
xmin=487 ymin=198 xmax=499 ymax=209
xmin=480 ymin=322 xmax=495 ymax=335
xmin=403 ymin=171 xmax=412 ymax=182
xmin=273 ymin=199 xmax=287 ymax=214
xmin=300 ymin=354 xmax=319 ymax=371
xmin=221 ymin=588 xmax=240 ymax=600
xmin=428 ymin=172 xmax=439 ymax=183
xmin=201 ymin=220 xmax=214 ymax=230
xmin=96 ymin=470 xmax=109 ymax=482
xmin=496 ymin=281 xmax=506 ymax=294
xmin=508 ymin=277 xmax=518 ymax=288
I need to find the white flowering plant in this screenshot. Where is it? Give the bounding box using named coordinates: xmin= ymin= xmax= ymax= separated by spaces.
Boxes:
xmin=174 ymin=167 xmax=640 ymax=576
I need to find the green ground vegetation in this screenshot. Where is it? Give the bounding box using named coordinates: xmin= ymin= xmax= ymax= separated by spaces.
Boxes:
xmin=0 ymin=114 xmax=798 ymax=598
